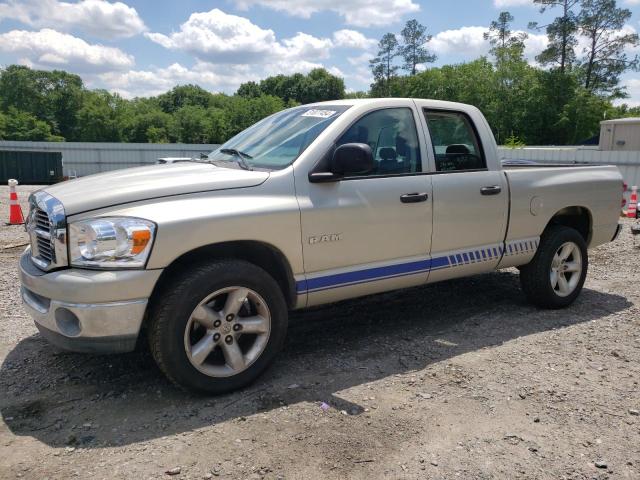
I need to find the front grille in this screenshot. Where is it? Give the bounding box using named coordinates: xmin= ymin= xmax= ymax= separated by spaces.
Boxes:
xmin=35 ymin=231 xmax=53 ymax=261
xmin=30 ymin=207 xmax=55 ymax=267
xmin=27 ymin=192 xmax=66 ymax=271
xmin=34 ymin=209 xmax=50 ymax=231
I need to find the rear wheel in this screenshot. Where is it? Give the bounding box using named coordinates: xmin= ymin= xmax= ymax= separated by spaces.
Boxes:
xmin=520 ymin=226 xmax=588 ymax=309
xmin=148 ymin=259 xmax=288 ymax=394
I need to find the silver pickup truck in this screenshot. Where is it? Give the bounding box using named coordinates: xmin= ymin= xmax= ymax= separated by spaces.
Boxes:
xmin=20 ymin=99 xmax=623 ymax=393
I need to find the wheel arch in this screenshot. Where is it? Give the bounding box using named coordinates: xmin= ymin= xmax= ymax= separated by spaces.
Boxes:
xmin=543 ymin=206 xmax=593 ymax=244
xmin=149 ymin=240 xmax=298 ymax=310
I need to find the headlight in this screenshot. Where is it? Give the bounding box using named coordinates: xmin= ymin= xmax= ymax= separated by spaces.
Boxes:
xmin=68 ymin=217 xmax=155 ymax=269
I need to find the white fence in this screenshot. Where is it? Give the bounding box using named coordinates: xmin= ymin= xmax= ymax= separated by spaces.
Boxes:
xmin=0 ymin=141 xmax=220 ymax=177
xmin=1 ymin=141 xmax=639 ymax=190
xmin=498 ymin=146 xmax=640 ymax=188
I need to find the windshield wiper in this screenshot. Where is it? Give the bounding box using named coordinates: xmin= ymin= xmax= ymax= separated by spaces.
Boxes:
xmin=219 ymin=148 xmax=254 ymax=171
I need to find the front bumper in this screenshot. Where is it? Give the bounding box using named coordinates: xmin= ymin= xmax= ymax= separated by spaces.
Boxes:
xmin=19 ymin=250 xmax=162 ymax=354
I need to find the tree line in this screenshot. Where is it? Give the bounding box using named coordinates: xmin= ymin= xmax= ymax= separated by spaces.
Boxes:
xmin=0 ymin=67 xmax=344 ymax=144
xmin=0 ymin=0 xmax=638 ymax=146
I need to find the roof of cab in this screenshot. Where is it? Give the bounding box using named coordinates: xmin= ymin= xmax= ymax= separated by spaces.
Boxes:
xmin=308 ymin=98 xmax=474 ymax=110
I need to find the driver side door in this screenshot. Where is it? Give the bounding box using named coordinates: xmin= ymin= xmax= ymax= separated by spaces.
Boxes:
xmin=295 ymin=104 xmax=433 ymax=306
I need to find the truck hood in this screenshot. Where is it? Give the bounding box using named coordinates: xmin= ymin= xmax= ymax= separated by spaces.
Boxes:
xmin=43 ymin=163 xmax=269 ymax=215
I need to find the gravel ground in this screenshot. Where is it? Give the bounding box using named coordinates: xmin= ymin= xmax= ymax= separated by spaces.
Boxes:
xmin=0 ymin=189 xmax=638 ymax=479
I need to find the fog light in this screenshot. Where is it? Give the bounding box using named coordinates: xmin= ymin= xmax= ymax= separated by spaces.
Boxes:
xmin=55 ymin=308 xmax=81 ymax=337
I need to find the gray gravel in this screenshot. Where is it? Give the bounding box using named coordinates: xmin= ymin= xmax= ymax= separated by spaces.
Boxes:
xmin=0 ymin=193 xmax=638 ymax=479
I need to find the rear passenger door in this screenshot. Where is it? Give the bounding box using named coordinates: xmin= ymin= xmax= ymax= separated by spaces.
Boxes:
xmin=420 ymin=108 xmax=509 ymax=282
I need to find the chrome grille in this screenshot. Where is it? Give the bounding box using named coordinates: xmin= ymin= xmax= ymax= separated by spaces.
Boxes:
xmin=34 ymin=209 xmax=50 ymax=231
xmin=27 ymin=192 xmax=67 ymax=271
xmin=35 ymin=229 xmax=53 ymax=261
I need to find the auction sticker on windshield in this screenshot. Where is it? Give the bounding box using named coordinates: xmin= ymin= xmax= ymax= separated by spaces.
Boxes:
xmin=302 ymin=109 xmax=337 ymax=118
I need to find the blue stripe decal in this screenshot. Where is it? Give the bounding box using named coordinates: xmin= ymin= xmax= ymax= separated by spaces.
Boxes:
xmin=297 ymin=239 xmax=539 ymax=294
xmin=303 ymin=259 xmax=432 ymax=292
xmin=432 ymin=256 xmax=450 ymax=269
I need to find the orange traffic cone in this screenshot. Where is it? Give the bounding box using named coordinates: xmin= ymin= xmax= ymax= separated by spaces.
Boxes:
xmin=8 ymin=179 xmax=25 ymax=225
xmin=627 ymin=186 xmax=638 ymax=219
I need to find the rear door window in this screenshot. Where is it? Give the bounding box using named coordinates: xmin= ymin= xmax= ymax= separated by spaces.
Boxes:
xmin=423 ymin=110 xmax=486 ymax=172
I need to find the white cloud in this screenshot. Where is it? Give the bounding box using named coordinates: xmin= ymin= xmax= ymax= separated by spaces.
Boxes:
xmin=95 ymin=58 xmax=340 ymax=98
xmin=0 ymin=0 xmax=146 ymax=39
xmin=348 ymin=52 xmax=373 ymax=66
xmin=431 ymin=26 xmax=548 ymax=62
xmin=144 ymin=9 xmax=277 ymax=63
xmin=523 ymin=33 xmax=549 ymax=60
xmin=624 ymin=0 xmax=640 ymax=5
xmin=613 ymin=78 xmax=640 ymax=107
xmin=332 ymin=29 xmax=376 ymax=49
xmin=0 ymin=28 xmax=134 ymax=72
xmin=234 ymin=0 xmax=420 ymax=27
xmin=431 ymin=26 xmax=490 ymax=57
xmin=493 ymin=0 xmax=532 ymax=6
xmin=95 ymin=62 xmax=247 ymax=98
xmin=282 ymin=32 xmax=333 ymax=60
xmin=145 ymin=9 xmax=333 ymax=66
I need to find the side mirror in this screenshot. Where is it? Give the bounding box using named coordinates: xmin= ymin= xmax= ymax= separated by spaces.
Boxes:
xmin=331 ymin=143 xmax=374 ymax=176
xmin=308 ymin=143 xmax=374 ymax=183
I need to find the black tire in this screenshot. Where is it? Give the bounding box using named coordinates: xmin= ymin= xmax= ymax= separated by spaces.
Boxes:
xmin=520 ymin=225 xmax=588 ymax=309
xmin=148 ymin=259 xmax=288 ymax=394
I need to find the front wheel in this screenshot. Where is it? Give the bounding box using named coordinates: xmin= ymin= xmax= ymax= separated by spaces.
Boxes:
xmin=148 ymin=259 xmax=288 ymax=394
xmin=520 ymin=226 xmax=588 ymax=309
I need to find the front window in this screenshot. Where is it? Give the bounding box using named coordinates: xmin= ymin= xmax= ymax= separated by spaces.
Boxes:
xmin=208 ymin=105 xmax=351 ymax=170
xmin=336 ymin=107 xmax=422 ymax=176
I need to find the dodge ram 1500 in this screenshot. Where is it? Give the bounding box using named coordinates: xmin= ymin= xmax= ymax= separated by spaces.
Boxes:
xmin=20 ymin=99 xmax=623 ymax=393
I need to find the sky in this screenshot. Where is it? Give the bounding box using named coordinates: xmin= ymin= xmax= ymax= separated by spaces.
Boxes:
xmin=0 ymin=0 xmax=639 ymax=105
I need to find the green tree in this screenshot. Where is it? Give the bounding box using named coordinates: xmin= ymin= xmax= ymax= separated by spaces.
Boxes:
xmin=0 ymin=111 xmax=6 ymax=139
xmin=76 ymin=90 xmax=127 ymax=142
xmin=236 ymin=81 xmax=262 ymax=98
xmin=370 ymin=33 xmax=400 ymax=96
xmin=301 ymin=68 xmax=345 ymax=103
xmin=0 ymin=65 xmax=83 ymax=140
xmin=223 ymin=95 xmax=285 ymax=138
xmin=529 ymin=0 xmax=579 ymax=73
xmin=399 ymin=19 xmax=436 ymax=75
xmin=484 ymin=11 xmax=528 ymax=52
xmin=2 ymin=107 xmax=63 ymax=141
xmin=238 ymin=69 xmax=344 ymax=104
xmin=206 ymin=108 xmax=230 ymax=143
xmin=0 ymin=66 xmax=48 ymax=120
xmin=124 ymin=109 xmax=173 ymax=143
xmin=484 ymin=12 xmax=530 ymax=142
xmin=578 ymin=0 xmax=639 ymax=95
xmin=171 ymin=105 xmax=211 ymax=143
xmin=157 ymin=84 xmax=214 ymax=113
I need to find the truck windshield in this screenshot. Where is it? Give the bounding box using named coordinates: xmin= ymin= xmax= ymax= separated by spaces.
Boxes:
xmin=208 ymin=105 xmax=350 ymax=170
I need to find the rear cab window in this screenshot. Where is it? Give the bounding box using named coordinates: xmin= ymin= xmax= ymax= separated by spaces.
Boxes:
xmin=423 ymin=110 xmax=486 ymax=172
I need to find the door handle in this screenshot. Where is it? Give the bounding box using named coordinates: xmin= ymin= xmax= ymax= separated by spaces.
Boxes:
xmin=480 ymin=185 xmax=502 ymax=196
xmin=400 ymin=192 xmax=429 ymax=203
